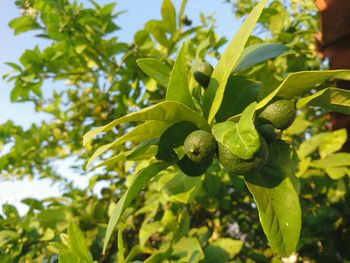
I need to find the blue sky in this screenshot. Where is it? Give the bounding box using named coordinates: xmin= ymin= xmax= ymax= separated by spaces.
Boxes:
xmin=0 ymin=0 xmax=239 ymax=214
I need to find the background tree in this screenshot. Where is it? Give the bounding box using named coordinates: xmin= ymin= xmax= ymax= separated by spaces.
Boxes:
xmin=1 ymin=0 xmax=350 ymax=262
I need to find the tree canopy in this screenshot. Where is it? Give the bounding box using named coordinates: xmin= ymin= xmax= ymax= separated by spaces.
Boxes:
xmin=1 ymin=0 xmax=350 ymax=262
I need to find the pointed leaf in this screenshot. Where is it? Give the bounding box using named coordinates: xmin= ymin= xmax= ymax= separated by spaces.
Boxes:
xmin=257 ymin=70 xmax=350 ymax=110
xmin=86 ymin=121 xmax=172 ymax=169
xmin=245 ymin=142 xmax=301 ymax=257
xmin=83 ymin=101 xmax=210 ymax=145
xmin=297 ymin=87 xmax=350 ymax=115
xmin=161 ymin=0 xmax=176 ymax=33
xmin=202 ymin=0 xmax=268 ymax=123
xmin=311 ymin=153 xmax=350 ymax=168
xmin=235 ymin=43 xmax=289 ymax=72
xmin=67 ymin=222 xmax=93 ymax=262
xmin=137 ymin=58 xmax=171 ymax=87
xmin=166 ymin=43 xmax=195 ymax=110
xmin=103 ymin=162 xmax=170 ymax=254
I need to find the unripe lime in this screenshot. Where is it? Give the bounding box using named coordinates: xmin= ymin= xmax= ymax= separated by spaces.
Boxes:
xmin=184 ymin=130 xmax=217 ymax=163
xmin=257 ymin=99 xmax=296 ymax=130
xmin=193 ymin=61 xmax=214 ymax=88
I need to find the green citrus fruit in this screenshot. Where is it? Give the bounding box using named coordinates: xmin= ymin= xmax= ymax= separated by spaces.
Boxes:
xmin=257 ymin=99 xmax=296 ymax=130
xmin=257 ymin=124 xmax=276 ymax=144
xmin=193 ymin=61 xmax=214 ymax=88
xmin=218 ymin=136 xmax=268 ymax=175
xmin=184 ymin=130 xmax=217 ymax=163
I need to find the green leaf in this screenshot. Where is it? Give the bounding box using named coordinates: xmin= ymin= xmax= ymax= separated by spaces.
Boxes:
xmin=161 ymin=0 xmax=176 ymax=33
xmin=163 ymin=172 xmax=203 ymax=203
xmin=215 ymin=76 xmax=259 ymax=122
xmin=83 ymin=101 xmax=210 ymax=145
xmin=325 ymin=167 xmax=349 ymax=180
xmin=202 ymin=0 xmax=268 ymax=123
xmin=298 ymin=129 xmax=347 ymax=159
xmin=235 ymin=43 xmax=289 ymax=72
xmin=297 ymin=133 xmax=327 ymax=159
xmin=190 ymin=38 xmax=210 ymax=92
xmin=212 ymin=102 xmax=259 ymax=159
xmin=178 ymin=0 xmax=188 ymax=25
xmin=311 ymin=153 xmax=350 ymax=168
xmin=139 ymin=221 xmax=164 ymax=247
xmin=297 ymin=87 xmax=350 ymax=115
xmin=137 ymin=58 xmax=171 ymax=87
xmin=67 ymin=222 xmax=93 ymax=262
xmin=156 ymin=121 xmax=197 ymax=163
xmin=203 ymin=238 xmax=243 ymax=263
xmin=257 ymin=70 xmax=350 ymax=110
xmin=145 ymin=20 xmax=169 ymax=47
xmin=117 ymin=226 xmax=126 ymax=263
xmin=166 ymin=43 xmax=195 ymax=110
xmin=319 ymin=129 xmax=347 ymax=158
xmin=59 ymin=252 xmax=85 ymax=263
xmin=172 ymin=237 xmax=204 ymax=263
xmin=86 ymin=120 xmax=172 ymax=169
xmin=9 ymin=16 xmax=41 ymax=35
xmin=103 ymin=162 xmax=170 ymax=254
xmin=0 ymin=230 xmax=19 ymax=247
xmin=245 ymin=163 xmax=301 ymax=256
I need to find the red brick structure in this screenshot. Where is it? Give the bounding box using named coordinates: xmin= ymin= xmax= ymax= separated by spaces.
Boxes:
xmin=315 ymin=0 xmax=350 ymax=135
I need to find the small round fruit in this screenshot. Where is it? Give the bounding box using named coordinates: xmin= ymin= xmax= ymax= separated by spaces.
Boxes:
xmin=218 ymin=137 xmax=268 ymax=175
xmin=193 ymin=61 xmax=214 ymax=88
xmin=257 ymin=99 xmax=296 ymax=130
xmin=257 ymin=124 xmax=276 ymax=144
xmin=184 ymin=130 xmax=217 ymax=163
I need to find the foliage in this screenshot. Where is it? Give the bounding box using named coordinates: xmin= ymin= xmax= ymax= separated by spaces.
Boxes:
xmin=2 ymin=0 xmax=350 ymax=262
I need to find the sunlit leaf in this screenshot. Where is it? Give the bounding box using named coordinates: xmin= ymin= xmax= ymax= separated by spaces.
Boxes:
xmin=202 ymin=0 xmax=268 ymax=123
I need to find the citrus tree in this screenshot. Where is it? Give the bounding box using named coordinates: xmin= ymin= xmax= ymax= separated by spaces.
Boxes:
xmin=1 ymin=0 xmax=350 ymax=262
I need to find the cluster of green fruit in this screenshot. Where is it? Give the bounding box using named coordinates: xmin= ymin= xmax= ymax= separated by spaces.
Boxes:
xmin=156 ymin=61 xmax=296 ymax=177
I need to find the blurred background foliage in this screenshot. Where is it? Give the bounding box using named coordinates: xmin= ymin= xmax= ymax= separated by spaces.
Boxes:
xmin=1 ymin=0 xmax=350 ymax=262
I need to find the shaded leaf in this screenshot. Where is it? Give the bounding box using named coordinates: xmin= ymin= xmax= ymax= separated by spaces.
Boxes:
xmin=216 ymin=76 xmax=259 ymax=122
xmin=235 ymin=43 xmax=289 ymax=72
xmin=203 ymin=238 xmax=243 ymax=263
xmin=156 ymin=121 xmax=197 ymax=162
